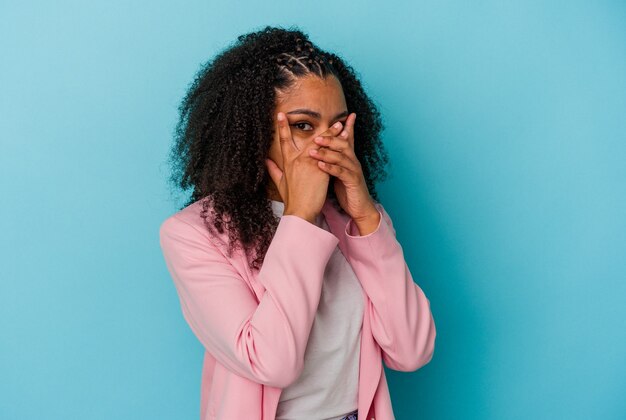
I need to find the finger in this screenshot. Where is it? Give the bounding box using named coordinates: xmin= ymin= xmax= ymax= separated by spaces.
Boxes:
xmin=303 ymin=120 xmax=344 ymax=156
xmin=276 ymin=112 xmax=298 ymax=156
xmin=312 ymin=133 xmax=354 ymax=155
xmin=316 ymin=158 xmax=359 ymax=185
xmin=316 ymin=120 xmax=344 ymax=139
xmin=265 ymin=157 xmax=283 ymax=189
xmin=340 ymin=113 xmax=356 ymax=148
xmin=310 ymin=120 xmax=345 ymax=152
xmin=308 ymin=147 xmax=359 ymax=173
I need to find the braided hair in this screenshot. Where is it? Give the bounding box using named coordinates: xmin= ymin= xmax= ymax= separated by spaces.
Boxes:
xmin=167 ymin=25 xmax=389 ymax=271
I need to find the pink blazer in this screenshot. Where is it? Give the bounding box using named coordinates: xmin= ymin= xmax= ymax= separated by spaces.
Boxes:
xmin=159 ymin=196 xmax=436 ymax=420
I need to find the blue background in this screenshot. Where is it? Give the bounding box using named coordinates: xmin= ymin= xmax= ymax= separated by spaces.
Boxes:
xmin=1 ymin=1 xmax=624 ymax=419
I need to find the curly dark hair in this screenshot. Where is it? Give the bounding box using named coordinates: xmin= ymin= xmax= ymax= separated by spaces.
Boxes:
xmin=166 ymin=25 xmax=389 ymax=272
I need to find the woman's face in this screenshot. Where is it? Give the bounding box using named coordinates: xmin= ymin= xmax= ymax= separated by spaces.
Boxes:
xmin=269 ymin=74 xmax=349 ymax=173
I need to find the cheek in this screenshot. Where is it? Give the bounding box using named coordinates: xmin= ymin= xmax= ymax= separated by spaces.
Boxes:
xmin=291 ymin=133 xmax=313 ymax=150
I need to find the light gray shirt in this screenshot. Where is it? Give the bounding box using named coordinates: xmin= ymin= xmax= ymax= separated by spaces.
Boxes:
xmin=272 ymin=199 xmax=365 ymax=420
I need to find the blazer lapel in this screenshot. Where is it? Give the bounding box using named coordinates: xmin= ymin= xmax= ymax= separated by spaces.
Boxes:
xmin=322 ymin=197 xmax=383 ymax=420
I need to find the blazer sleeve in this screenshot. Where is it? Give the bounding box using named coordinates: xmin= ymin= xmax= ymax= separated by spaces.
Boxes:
xmin=159 ymin=213 xmax=339 ymax=388
xmin=342 ymin=202 xmax=436 ymax=372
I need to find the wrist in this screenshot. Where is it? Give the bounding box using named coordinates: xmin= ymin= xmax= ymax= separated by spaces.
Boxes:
xmin=352 ymin=210 xmax=381 ymax=236
xmin=283 ymin=209 xmax=317 ymax=225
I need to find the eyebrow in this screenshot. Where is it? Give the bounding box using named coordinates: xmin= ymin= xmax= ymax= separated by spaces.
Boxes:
xmin=286 ymin=108 xmax=349 ymax=121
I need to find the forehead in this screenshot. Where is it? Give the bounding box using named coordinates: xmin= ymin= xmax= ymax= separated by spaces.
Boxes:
xmin=276 ymin=75 xmax=346 ymax=111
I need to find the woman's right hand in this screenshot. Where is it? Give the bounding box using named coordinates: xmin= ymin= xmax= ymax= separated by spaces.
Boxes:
xmin=265 ymin=112 xmax=343 ymax=224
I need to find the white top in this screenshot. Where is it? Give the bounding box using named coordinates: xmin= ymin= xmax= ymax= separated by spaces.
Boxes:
xmin=272 ymin=199 xmax=365 ymax=420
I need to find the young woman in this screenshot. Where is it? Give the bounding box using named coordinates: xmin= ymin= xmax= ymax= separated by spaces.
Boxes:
xmin=159 ymin=25 xmax=436 ymax=420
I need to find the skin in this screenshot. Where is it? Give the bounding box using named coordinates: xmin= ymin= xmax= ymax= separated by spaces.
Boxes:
xmin=265 ymin=74 xmax=381 ymax=235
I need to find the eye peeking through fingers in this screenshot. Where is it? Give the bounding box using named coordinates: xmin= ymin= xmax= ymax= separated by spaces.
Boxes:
xmin=290 ymin=119 xmax=348 ymax=133
xmin=291 ymin=122 xmax=313 ymax=131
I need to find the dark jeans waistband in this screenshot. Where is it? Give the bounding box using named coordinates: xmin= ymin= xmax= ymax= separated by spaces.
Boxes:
xmin=340 ymin=409 xmax=358 ymax=420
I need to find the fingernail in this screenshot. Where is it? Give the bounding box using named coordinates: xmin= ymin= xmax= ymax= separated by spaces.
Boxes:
xmin=277 ymin=113 xmax=284 ymax=121
xmin=334 ymin=122 xmax=342 ymax=128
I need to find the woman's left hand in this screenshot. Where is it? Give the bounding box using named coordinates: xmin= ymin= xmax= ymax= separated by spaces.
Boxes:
xmin=308 ymin=113 xmax=381 ymax=229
